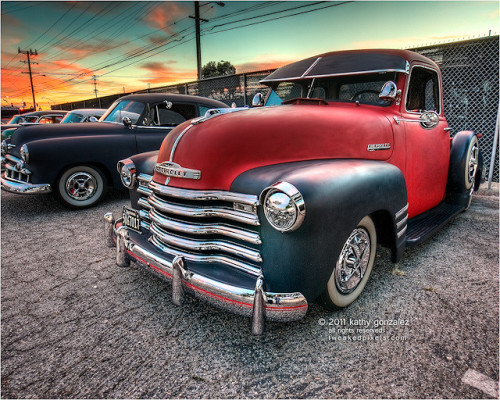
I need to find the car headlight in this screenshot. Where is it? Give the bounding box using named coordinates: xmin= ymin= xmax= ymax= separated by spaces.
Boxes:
xmin=20 ymin=144 xmax=29 ymax=163
xmin=261 ymin=182 xmax=305 ymax=232
xmin=117 ymin=158 xmax=137 ymax=188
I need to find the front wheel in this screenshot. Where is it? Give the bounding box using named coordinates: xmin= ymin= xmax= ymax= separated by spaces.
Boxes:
xmin=320 ymin=216 xmax=377 ymax=310
xmin=56 ymin=165 xmax=106 ymax=209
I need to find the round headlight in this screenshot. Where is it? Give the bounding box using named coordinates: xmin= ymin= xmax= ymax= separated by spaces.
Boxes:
xmin=117 ymin=159 xmax=137 ymax=188
xmin=261 ymin=182 xmax=305 ymax=232
xmin=20 ymin=144 xmax=29 ymax=163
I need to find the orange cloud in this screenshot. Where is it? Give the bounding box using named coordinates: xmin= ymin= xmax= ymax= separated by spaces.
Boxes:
xmin=143 ymin=3 xmax=190 ymax=34
xmin=139 ymin=62 xmax=196 ymax=85
xmin=235 ymin=59 xmax=291 ymax=74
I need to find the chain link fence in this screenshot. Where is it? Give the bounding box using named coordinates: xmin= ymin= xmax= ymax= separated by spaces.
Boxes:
xmin=54 ymin=36 xmax=499 ymax=181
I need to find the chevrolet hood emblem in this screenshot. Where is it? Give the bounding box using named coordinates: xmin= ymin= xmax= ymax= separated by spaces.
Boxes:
xmin=155 ymin=161 xmax=201 ymax=180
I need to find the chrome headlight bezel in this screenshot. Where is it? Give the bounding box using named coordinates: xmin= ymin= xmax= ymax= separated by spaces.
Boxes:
xmin=117 ymin=158 xmax=137 ymax=189
xmin=260 ymin=181 xmax=305 ymax=232
xmin=20 ymin=144 xmax=29 ymax=163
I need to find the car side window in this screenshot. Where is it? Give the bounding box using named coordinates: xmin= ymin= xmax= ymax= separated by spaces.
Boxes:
xmin=406 ymin=67 xmax=440 ymax=113
xmin=38 ymin=116 xmax=52 ymax=124
xmin=145 ymin=103 xmax=196 ymax=127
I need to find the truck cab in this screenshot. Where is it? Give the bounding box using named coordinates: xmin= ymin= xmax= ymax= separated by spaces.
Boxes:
xmin=106 ymin=49 xmax=482 ymax=334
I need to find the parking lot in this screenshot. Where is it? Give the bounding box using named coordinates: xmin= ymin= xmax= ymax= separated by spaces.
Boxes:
xmin=1 ymin=185 xmax=498 ymax=398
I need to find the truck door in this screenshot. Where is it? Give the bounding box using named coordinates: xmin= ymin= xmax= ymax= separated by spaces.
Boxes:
xmin=403 ymin=65 xmax=450 ymax=218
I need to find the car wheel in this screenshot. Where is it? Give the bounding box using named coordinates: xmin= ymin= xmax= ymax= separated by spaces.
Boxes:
xmin=464 ymin=136 xmax=479 ymax=210
xmin=56 ymin=165 xmax=106 ymax=209
xmin=320 ymin=216 xmax=377 ymax=310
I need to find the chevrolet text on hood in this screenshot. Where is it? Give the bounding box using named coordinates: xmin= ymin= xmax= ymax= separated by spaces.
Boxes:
xmin=105 ymin=49 xmax=483 ymax=334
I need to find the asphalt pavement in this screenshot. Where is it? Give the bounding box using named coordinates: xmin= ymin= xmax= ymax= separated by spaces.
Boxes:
xmin=1 ymin=184 xmax=498 ymax=399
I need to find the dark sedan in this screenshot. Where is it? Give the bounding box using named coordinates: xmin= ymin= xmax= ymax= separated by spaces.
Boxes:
xmin=1 ymin=94 xmax=228 ymax=208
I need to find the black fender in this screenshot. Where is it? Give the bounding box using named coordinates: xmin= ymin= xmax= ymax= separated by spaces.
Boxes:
xmin=14 ymin=135 xmax=137 ymax=188
xmin=446 ymin=131 xmax=482 ymax=206
xmin=126 ymin=150 xmax=159 ymax=209
xmin=230 ymin=159 xmax=408 ymax=301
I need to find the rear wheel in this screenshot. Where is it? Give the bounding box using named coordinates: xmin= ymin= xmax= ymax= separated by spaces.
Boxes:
xmin=464 ymin=136 xmax=479 ymax=210
xmin=320 ymin=216 xmax=377 ymax=310
xmin=56 ymin=165 xmax=106 ymax=209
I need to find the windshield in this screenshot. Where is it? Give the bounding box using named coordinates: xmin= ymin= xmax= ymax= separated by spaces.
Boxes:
xmin=60 ymin=113 xmax=84 ymax=124
xmin=7 ymin=115 xmax=23 ymax=124
xmin=266 ymin=72 xmax=397 ymax=106
xmin=101 ymin=100 xmax=145 ymax=124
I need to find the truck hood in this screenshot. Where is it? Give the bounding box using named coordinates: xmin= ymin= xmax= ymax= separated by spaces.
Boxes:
xmin=9 ymin=122 xmax=125 ymax=146
xmin=153 ymin=103 xmax=395 ymax=191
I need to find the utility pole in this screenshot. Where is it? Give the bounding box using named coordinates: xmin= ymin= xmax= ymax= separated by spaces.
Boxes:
xmin=93 ymin=75 xmax=98 ymax=98
xmin=18 ymin=48 xmax=38 ymax=109
xmin=190 ymin=2 xmax=207 ymax=80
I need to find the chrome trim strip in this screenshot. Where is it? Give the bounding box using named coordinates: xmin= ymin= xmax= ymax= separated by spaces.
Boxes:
xmin=169 ymin=124 xmax=193 ymax=162
xmin=137 ymin=185 xmax=152 ymax=197
xmin=150 ymin=235 xmax=261 ymax=276
xmin=138 ymin=197 xmax=152 ymax=209
xmin=395 ymin=203 xmax=409 ymax=220
xmin=149 ymin=180 xmax=259 ymax=206
xmin=1 ymin=176 xmax=51 ymax=194
xmin=396 ymin=216 xmax=408 ymax=230
xmin=151 ymin=222 xmax=262 ymax=263
xmin=5 ymin=154 xmax=21 ymax=163
xmin=397 ymin=225 xmax=407 ymax=239
xmin=149 ymin=208 xmax=261 ymax=244
xmin=148 ymin=194 xmax=260 ymax=226
xmin=260 ymin=68 xmax=409 ymax=83
xmin=301 ymin=57 xmax=322 ymax=77
xmin=138 ymin=173 xmax=153 ymax=183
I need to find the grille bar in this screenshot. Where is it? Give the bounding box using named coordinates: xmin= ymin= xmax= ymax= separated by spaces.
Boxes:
xmin=150 ymin=235 xmax=261 ymax=276
xmin=150 ymin=180 xmax=259 ymax=206
xmin=149 ymin=208 xmax=261 ymax=244
xmin=148 ymin=193 xmax=260 ymax=226
xmin=150 ymin=222 xmax=262 ymax=263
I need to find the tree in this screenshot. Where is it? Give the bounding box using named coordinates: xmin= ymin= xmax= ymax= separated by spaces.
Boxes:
xmin=201 ymin=60 xmax=236 ymax=79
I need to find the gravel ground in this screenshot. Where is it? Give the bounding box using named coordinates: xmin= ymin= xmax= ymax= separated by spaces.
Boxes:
xmin=1 ymin=184 xmax=498 ymax=399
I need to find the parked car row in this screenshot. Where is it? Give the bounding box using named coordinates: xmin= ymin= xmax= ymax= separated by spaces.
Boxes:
xmin=1 ymin=49 xmax=484 ymax=334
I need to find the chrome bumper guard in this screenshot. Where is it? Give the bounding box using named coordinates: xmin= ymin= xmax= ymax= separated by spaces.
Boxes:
xmin=104 ymin=212 xmax=308 ymax=334
xmin=1 ymin=175 xmax=51 ymax=194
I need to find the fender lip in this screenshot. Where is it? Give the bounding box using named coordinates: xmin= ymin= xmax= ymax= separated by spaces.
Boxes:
xmin=106 ymin=214 xmax=308 ymax=323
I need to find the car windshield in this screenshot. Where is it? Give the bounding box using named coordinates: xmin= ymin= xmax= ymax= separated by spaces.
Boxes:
xmin=60 ymin=113 xmax=84 ymax=123
xmin=7 ymin=115 xmax=23 ymax=124
xmin=101 ymin=100 xmax=145 ymax=124
xmin=266 ymin=72 xmax=397 ymax=106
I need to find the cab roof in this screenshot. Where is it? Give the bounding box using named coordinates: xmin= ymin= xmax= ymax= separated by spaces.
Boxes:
xmin=261 ymin=49 xmax=439 ymax=84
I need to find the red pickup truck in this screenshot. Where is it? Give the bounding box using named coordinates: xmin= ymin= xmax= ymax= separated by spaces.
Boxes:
xmin=105 ymin=49 xmax=483 ymax=334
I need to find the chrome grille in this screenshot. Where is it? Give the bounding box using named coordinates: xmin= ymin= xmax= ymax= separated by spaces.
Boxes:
xmin=3 ymin=155 xmax=30 ymax=183
xmin=135 ymin=174 xmax=262 ymax=276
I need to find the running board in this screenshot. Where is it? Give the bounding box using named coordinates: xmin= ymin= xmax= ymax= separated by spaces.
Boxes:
xmin=406 ymin=202 xmax=464 ymax=247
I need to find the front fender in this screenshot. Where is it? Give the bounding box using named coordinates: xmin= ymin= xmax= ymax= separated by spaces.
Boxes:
xmin=15 ymin=135 xmax=136 ymax=187
xmin=231 ymin=159 xmax=407 ymax=301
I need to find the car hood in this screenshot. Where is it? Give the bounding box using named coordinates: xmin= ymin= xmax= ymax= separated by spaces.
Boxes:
xmin=153 ymin=103 xmax=395 ymax=191
xmin=9 ymin=122 xmax=126 ymax=146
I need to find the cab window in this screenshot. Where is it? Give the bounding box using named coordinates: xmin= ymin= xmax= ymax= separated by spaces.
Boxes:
xmin=406 ymin=67 xmax=440 ymax=113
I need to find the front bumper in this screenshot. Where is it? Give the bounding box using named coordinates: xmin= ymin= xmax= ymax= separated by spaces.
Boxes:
xmin=1 ymin=175 xmax=51 ymax=194
xmin=104 ymin=212 xmax=308 ymax=334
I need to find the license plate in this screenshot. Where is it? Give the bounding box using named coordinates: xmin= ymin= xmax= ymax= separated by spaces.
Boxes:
xmin=122 ymin=206 xmax=141 ymax=232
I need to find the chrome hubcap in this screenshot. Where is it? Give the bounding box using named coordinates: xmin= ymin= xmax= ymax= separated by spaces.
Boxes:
xmin=468 ymin=143 xmax=479 ymax=187
xmin=335 ymin=228 xmax=371 ymax=294
xmin=65 ymin=172 xmax=97 ymax=201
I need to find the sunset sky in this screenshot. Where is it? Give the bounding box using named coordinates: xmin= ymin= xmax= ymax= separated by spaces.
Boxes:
xmin=1 ymin=1 xmax=498 ymax=109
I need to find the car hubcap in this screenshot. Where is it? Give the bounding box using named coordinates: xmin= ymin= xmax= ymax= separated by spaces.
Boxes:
xmin=335 ymin=228 xmax=371 ymax=294
xmin=65 ymin=172 xmax=97 ymax=201
xmin=468 ymin=143 xmax=479 ymax=188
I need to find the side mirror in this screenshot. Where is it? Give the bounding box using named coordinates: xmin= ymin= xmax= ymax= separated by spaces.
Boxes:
xmin=122 ymin=116 xmax=132 ymax=128
xmin=419 ymin=110 xmax=440 ymax=129
xmin=252 ymin=93 xmax=264 ymax=107
xmin=379 ymin=81 xmax=400 ymax=103
xmin=89 ymin=116 xmax=98 ymax=123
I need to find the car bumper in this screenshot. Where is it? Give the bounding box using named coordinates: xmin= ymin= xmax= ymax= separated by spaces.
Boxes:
xmin=104 ymin=212 xmax=308 ymax=334
xmin=1 ymin=175 xmax=52 ymax=194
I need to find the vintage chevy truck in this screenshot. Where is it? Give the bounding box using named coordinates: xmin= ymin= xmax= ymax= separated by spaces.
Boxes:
xmin=105 ymin=49 xmax=483 ymax=334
